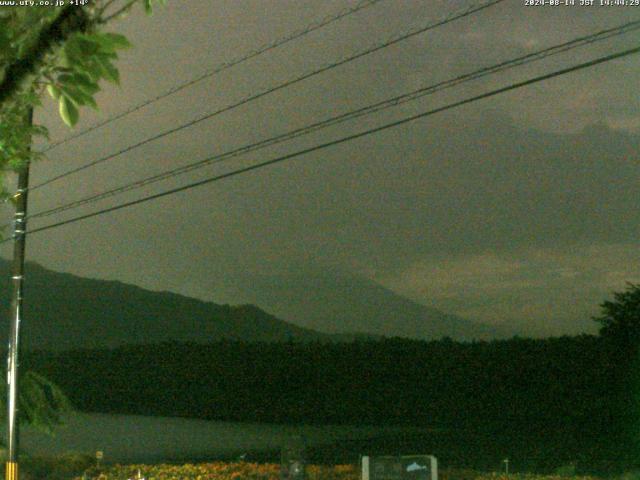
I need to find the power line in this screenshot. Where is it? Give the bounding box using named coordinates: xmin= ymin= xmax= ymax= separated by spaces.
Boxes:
xmin=25 ymin=18 xmax=640 ymax=222
xmin=13 ymin=44 xmax=639 ymax=241
xmin=40 ymin=0 xmax=386 ymax=153
xmin=29 ymin=0 xmax=505 ymax=192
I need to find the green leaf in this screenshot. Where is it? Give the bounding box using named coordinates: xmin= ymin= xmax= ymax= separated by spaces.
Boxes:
xmin=96 ymin=56 xmax=120 ymax=85
xmin=57 ymin=73 xmax=76 ymax=85
xmin=72 ymin=73 xmax=100 ymax=95
xmin=0 ymin=29 xmax=11 ymax=55
xmin=59 ymin=95 xmax=79 ymax=127
xmin=76 ymin=36 xmax=100 ymax=56
xmin=83 ymin=60 xmax=104 ymax=82
xmin=63 ymin=37 xmax=82 ymax=64
xmin=98 ymin=32 xmax=132 ymax=50
xmin=144 ymin=0 xmax=153 ymax=15
xmin=46 ymin=84 xmax=61 ymax=100
xmin=71 ymin=71 xmax=94 ymax=86
xmin=97 ymin=50 xmax=118 ymax=60
xmin=60 ymin=85 xmax=93 ymax=108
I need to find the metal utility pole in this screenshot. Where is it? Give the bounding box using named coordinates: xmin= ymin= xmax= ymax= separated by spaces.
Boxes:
xmin=5 ymin=109 xmax=32 ymax=480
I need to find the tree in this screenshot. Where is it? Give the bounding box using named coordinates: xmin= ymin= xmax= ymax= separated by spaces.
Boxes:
xmin=0 ymin=0 xmax=166 ymax=433
xmin=593 ymin=283 xmax=640 ymax=348
xmin=593 ymin=284 xmax=640 ymax=467
xmin=0 ymin=371 xmax=71 ymax=434
xmin=0 ymin=0 xmax=166 ymax=194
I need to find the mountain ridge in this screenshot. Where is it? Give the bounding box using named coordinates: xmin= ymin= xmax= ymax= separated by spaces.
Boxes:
xmin=0 ymin=260 xmax=504 ymax=351
xmin=0 ymin=260 xmax=329 ymax=351
xmin=205 ymin=269 xmax=506 ymax=340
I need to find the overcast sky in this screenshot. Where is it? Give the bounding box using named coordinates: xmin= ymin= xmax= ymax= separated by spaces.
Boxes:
xmin=3 ymin=0 xmax=639 ymax=337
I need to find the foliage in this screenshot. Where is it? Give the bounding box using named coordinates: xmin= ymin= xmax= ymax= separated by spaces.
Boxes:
xmin=0 ymin=0 xmax=165 ymax=435
xmin=0 ymin=0 xmax=166 ymax=187
xmin=25 ymin=335 xmax=625 ymax=472
xmin=46 ymin=30 xmax=132 ymax=126
xmin=0 ymin=89 xmax=46 ymax=175
xmin=592 ymin=284 xmax=640 ymax=468
xmin=74 ymin=461 xmax=357 ymax=480
xmin=0 ymin=370 xmax=72 ymax=435
xmin=19 ymin=371 xmax=72 ymax=433
xmin=475 ymin=475 xmax=600 ymax=480
xmin=21 ymin=452 xmax=95 ymax=480
xmin=68 ymin=463 xmax=610 ymax=480
xmin=593 ymin=283 xmax=640 ymax=347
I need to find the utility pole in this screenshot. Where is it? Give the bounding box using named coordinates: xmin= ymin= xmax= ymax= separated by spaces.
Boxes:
xmin=5 ymin=109 xmax=32 ymax=480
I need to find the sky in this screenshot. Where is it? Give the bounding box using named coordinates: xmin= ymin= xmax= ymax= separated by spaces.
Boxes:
xmin=2 ymin=0 xmax=640 ymax=338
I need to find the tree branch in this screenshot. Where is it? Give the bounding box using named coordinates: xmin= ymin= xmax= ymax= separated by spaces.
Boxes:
xmin=97 ymin=0 xmax=120 ymax=18
xmin=100 ymin=0 xmax=138 ymax=24
xmin=0 ymin=5 xmax=92 ymax=107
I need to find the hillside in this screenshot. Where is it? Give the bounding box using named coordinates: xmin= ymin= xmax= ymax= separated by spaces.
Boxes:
xmin=0 ymin=261 xmax=504 ymax=351
xmin=0 ymin=261 xmax=328 ymax=351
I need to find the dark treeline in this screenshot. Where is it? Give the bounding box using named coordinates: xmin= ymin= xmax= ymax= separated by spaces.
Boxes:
xmin=22 ymin=334 xmax=639 ymax=473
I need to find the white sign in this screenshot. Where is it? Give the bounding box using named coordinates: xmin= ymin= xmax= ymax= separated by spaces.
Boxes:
xmin=361 ymin=455 xmax=437 ymax=480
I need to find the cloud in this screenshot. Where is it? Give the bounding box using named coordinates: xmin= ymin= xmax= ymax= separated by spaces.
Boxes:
xmin=5 ymin=2 xmax=639 ymax=338
xmin=378 ymin=242 xmax=640 ymax=336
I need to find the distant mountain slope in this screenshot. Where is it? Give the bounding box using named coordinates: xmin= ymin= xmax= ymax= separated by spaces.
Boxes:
xmin=0 ymin=261 xmax=329 ymax=351
xmin=213 ymin=271 xmax=505 ymax=341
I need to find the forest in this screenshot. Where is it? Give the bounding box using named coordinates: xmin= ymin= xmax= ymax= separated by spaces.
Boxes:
xmin=22 ymin=332 xmax=637 ymax=473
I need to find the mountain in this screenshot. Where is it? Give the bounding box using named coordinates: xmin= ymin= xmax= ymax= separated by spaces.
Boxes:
xmin=0 ymin=261 xmax=504 ymax=351
xmin=0 ymin=261 xmax=329 ymax=351
xmin=211 ymin=270 xmax=505 ymax=341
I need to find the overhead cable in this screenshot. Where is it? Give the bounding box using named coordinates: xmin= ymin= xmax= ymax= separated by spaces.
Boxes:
xmin=25 ymin=18 xmax=640 ymax=222
xmin=12 ymin=44 xmax=639 ymax=240
xmin=29 ymin=0 xmax=505 ymax=191
xmin=40 ymin=0 xmax=387 ymax=153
